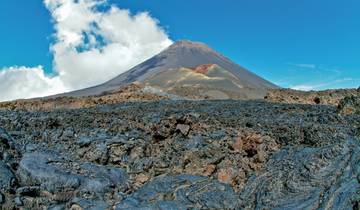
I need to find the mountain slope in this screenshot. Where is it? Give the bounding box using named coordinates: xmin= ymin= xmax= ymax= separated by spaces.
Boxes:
xmin=59 ymin=40 xmax=278 ymax=98
xmin=144 ymin=64 xmax=266 ymax=99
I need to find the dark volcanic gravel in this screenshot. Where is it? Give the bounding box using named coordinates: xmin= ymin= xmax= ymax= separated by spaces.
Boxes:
xmin=0 ymin=100 xmax=359 ymax=209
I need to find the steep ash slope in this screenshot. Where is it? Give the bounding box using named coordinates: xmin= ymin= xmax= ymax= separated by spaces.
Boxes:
xmin=60 ymin=40 xmax=277 ymax=98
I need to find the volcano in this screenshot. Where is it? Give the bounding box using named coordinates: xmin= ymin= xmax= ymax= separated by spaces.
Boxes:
xmin=60 ymin=40 xmax=278 ymax=99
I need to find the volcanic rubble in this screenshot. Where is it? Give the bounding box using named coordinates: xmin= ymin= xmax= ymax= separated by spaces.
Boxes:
xmin=0 ymin=98 xmax=359 ymax=209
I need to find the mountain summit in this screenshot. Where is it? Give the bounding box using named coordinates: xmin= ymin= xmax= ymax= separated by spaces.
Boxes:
xmin=61 ymin=40 xmax=278 ymax=99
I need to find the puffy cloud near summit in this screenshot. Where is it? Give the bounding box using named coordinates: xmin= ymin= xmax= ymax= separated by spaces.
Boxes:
xmin=0 ymin=0 xmax=172 ymax=102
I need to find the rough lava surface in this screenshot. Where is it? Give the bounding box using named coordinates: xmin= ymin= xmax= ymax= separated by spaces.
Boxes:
xmin=0 ymin=88 xmax=359 ymax=209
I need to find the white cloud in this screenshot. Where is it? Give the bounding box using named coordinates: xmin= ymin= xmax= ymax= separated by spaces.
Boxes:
xmin=288 ymin=63 xmax=317 ymax=69
xmin=290 ymin=84 xmax=317 ymax=91
xmin=291 ymin=78 xmax=360 ymax=91
xmin=0 ymin=66 xmax=66 ymax=101
xmin=288 ymin=62 xmax=343 ymax=75
xmin=0 ymin=0 xmax=172 ymax=102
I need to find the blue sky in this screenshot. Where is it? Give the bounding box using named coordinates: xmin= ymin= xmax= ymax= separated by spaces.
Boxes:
xmin=0 ymin=0 xmax=359 ymax=90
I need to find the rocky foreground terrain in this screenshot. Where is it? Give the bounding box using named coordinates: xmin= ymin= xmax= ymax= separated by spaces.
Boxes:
xmin=265 ymin=88 xmax=359 ymax=105
xmin=0 ymin=88 xmax=360 ymax=209
xmin=0 ymin=84 xmax=169 ymax=111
